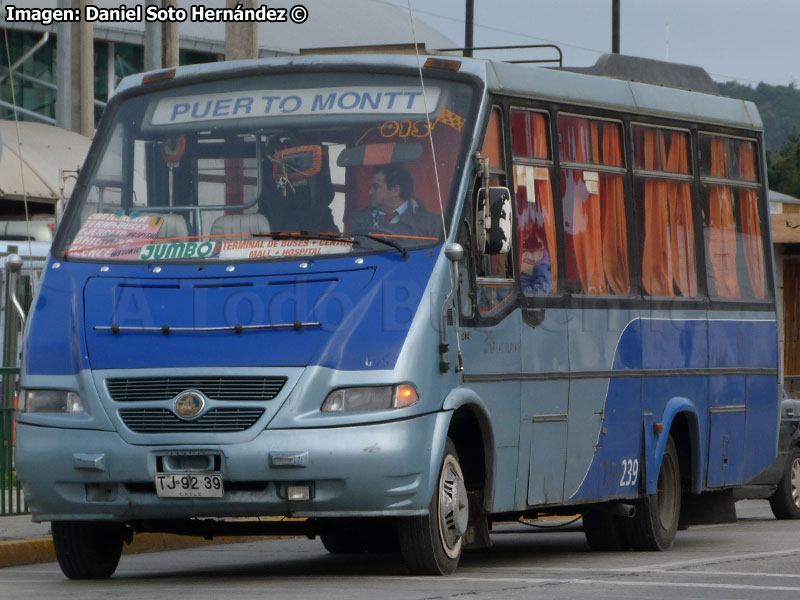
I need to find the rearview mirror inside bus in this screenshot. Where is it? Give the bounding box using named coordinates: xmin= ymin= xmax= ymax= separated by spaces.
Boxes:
xmin=336 ymin=142 xmax=423 ymax=167
xmin=271 ymin=145 xmax=323 ymax=182
xmin=476 ymin=186 xmax=512 ymax=255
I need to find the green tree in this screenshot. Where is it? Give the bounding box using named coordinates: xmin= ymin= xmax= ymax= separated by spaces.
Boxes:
xmin=767 ymin=132 xmax=800 ymax=197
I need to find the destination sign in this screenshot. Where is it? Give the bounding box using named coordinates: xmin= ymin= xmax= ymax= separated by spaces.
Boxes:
xmin=151 ymin=87 xmax=441 ymax=125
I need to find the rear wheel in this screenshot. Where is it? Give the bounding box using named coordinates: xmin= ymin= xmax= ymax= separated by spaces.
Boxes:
xmin=398 ymin=438 xmax=468 ymax=575
xmin=769 ymin=448 xmax=800 ymax=520
xmin=623 ymin=436 xmax=681 ymax=551
xmin=582 ymin=509 xmax=629 ymax=551
xmin=52 ymin=521 xmax=124 ymax=580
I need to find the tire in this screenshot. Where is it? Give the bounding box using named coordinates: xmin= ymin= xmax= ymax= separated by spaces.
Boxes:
xmin=622 ymin=436 xmax=681 ymax=551
xmin=51 ymin=521 xmax=124 ymax=580
xmin=582 ymin=509 xmax=629 ymax=551
xmin=769 ymin=447 xmax=800 ymax=520
xmin=398 ymin=438 xmax=469 ymax=575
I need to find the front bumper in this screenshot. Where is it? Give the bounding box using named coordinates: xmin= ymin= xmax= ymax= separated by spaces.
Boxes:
xmin=15 ymin=411 xmax=449 ymax=522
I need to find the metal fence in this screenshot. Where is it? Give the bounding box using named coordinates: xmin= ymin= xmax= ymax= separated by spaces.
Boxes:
xmin=1 ymin=404 xmax=25 ymax=515
xmin=0 ymin=246 xmax=47 ymax=516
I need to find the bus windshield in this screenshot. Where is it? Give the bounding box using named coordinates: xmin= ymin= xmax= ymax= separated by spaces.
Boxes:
xmin=58 ymin=71 xmax=477 ymax=262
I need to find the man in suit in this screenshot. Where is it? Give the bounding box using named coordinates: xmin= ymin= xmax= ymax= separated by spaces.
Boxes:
xmin=348 ymin=164 xmax=441 ymax=240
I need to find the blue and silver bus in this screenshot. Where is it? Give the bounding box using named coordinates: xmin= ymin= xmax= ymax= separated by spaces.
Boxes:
xmin=15 ymin=52 xmax=779 ymax=578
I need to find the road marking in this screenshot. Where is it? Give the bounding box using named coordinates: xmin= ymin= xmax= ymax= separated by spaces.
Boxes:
xmin=391 ymin=576 xmax=800 ymax=592
xmin=478 ymin=546 xmax=800 ymax=575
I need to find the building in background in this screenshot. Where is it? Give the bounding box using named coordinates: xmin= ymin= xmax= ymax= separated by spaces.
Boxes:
xmin=0 ymin=0 xmax=454 ymax=128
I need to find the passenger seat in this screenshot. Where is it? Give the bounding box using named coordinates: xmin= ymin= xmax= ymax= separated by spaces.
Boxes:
xmin=210 ymin=214 xmax=270 ymax=237
xmin=145 ymin=213 xmax=189 ymax=239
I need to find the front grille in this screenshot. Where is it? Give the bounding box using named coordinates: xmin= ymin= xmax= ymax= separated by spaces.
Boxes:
xmin=106 ymin=377 xmax=287 ymax=402
xmin=119 ymin=407 xmax=265 ymax=433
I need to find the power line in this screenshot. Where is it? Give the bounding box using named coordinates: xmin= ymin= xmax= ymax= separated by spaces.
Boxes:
xmin=376 ymin=0 xmax=766 ymax=86
xmin=372 ymin=0 xmax=604 ymax=55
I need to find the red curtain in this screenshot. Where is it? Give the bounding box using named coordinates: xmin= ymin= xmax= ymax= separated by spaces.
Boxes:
xmin=708 ymin=138 xmax=740 ymax=298
xmin=641 ymin=129 xmax=673 ymax=296
xmin=739 ymin=142 xmax=765 ymax=299
xmin=600 ymin=123 xmax=629 ymax=295
xmin=569 ymin=119 xmax=606 ymax=294
xmin=666 ymin=133 xmax=697 ymax=297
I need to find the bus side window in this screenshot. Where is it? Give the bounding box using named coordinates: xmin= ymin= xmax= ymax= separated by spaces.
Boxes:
xmin=558 ymin=115 xmax=630 ymax=296
xmin=632 ymin=125 xmax=698 ymax=297
xmin=511 ymin=109 xmax=557 ymax=296
xmin=476 ymin=107 xmax=514 ymax=317
xmin=699 ymin=134 xmax=767 ymax=300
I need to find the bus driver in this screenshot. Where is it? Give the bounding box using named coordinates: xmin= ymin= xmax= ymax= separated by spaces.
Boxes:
xmin=349 ymin=164 xmax=441 ymax=239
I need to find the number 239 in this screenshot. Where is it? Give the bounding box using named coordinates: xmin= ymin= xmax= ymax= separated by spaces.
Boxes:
xmin=620 ymin=458 xmax=639 ymax=486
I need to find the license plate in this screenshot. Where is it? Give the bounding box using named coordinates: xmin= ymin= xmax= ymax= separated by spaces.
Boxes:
xmin=155 ymin=472 xmax=224 ymax=498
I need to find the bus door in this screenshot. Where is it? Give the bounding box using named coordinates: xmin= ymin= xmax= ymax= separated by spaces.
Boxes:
xmin=509 ymin=108 xmax=570 ymax=507
xmin=456 ymin=106 xmax=523 ymax=513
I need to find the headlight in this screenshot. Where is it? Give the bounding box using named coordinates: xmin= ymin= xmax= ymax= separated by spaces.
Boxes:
xmin=321 ymin=384 xmax=419 ymax=412
xmin=17 ymin=389 xmax=84 ymax=413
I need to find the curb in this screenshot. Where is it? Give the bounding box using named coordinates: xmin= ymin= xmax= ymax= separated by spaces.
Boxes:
xmin=0 ymin=533 xmax=277 ymax=569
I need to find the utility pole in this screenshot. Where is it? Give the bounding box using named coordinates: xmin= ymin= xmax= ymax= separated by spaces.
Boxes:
xmin=70 ymin=0 xmax=93 ymax=136
xmin=144 ymin=0 xmax=164 ymax=71
xmin=225 ymin=0 xmax=258 ymax=61
xmin=163 ymin=0 xmax=180 ymax=67
xmin=612 ymin=0 xmax=620 ymax=54
xmin=464 ymin=0 xmax=474 ymax=57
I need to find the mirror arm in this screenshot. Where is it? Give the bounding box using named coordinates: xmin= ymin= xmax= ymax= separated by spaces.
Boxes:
xmin=440 ymin=243 xmax=465 ymax=373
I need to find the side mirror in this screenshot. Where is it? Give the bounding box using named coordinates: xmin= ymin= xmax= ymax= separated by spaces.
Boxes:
xmin=476 ymin=186 xmax=511 ymax=255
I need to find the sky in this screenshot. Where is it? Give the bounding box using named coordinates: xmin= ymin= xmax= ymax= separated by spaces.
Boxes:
xmin=381 ymin=0 xmax=799 ymax=87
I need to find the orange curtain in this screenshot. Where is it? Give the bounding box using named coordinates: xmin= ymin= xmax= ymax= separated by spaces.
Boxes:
xmin=641 ymin=129 xmax=673 ymax=296
xmin=665 ymin=133 xmax=697 ymax=296
xmin=739 ymin=142 xmax=765 ymax=299
xmin=708 ymin=138 xmax=740 ymax=298
xmin=600 ymin=123 xmax=629 ymax=295
xmin=570 ymin=119 xmax=606 ymax=294
xmin=533 ymin=114 xmax=558 ymax=291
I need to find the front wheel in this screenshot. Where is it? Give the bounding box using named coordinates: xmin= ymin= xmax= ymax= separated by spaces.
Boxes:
xmin=622 ymin=435 xmax=681 ymax=551
xmin=769 ymin=447 xmax=800 ymax=520
xmin=398 ymin=438 xmax=469 ymax=575
xmin=52 ymin=521 xmax=124 ymax=580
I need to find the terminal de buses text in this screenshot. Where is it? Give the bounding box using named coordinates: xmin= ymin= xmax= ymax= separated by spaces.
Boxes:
xmin=3 ymin=4 xmax=310 ymax=26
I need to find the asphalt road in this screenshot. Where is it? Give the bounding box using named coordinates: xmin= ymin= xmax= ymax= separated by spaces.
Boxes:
xmin=2 ymin=501 xmax=799 ymax=600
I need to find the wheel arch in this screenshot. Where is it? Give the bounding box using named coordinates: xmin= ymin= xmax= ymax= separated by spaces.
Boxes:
xmin=442 ymin=387 xmax=496 ymax=512
xmin=645 ymin=398 xmax=703 ymax=495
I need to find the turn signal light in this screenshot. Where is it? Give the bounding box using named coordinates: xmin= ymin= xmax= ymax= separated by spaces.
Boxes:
xmin=424 ymin=57 xmax=461 ymax=72
xmin=143 ymin=69 xmax=176 ymax=85
xmin=394 ymin=384 xmax=419 ymax=408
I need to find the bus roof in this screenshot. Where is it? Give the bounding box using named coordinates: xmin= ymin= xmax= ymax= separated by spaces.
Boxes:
xmin=115 ymin=53 xmax=762 ymax=132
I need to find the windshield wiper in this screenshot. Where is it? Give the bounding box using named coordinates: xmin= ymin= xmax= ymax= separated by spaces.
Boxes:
xmin=354 ymin=233 xmax=409 ymax=258
xmin=253 ymin=231 xmax=359 ymax=244
xmin=250 ymin=230 xmax=409 ymax=258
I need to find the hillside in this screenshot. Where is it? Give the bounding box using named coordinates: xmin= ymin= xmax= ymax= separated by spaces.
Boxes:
xmin=717 ymin=81 xmax=800 ymax=153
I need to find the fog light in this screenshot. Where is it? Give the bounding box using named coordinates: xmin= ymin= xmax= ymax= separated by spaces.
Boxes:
xmin=287 ymin=485 xmax=311 ymax=501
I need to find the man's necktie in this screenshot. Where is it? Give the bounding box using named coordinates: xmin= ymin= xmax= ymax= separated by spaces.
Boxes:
xmin=384 ymin=210 xmax=398 ymax=224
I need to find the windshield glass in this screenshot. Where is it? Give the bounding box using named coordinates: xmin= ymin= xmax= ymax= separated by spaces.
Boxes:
xmin=58 ymin=71 xmax=477 ymax=262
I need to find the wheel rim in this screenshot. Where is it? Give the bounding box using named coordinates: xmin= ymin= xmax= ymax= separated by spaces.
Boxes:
xmin=790 ymin=456 xmax=800 ymax=510
xmin=437 ymin=454 xmax=469 ymax=559
xmin=657 ymin=452 xmax=679 ymax=530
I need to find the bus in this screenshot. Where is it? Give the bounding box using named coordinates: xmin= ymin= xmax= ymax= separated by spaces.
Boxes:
xmin=14 ymin=51 xmax=779 ymax=579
